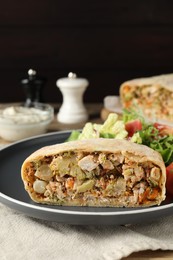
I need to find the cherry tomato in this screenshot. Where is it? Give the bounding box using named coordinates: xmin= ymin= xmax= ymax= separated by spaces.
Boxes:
xmin=153 ymin=122 xmax=173 ymax=136
xmin=166 ymin=162 xmax=173 ymax=196
xmin=125 ymin=120 xmax=142 ymax=137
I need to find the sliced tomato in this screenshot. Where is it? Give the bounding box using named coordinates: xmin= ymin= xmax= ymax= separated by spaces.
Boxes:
xmin=166 ymin=162 xmax=173 ymax=196
xmin=153 ymin=122 xmax=173 ymax=136
xmin=125 ymin=120 xmax=143 ymax=137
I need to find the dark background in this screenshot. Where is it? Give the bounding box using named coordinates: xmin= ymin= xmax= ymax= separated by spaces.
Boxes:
xmin=1 ymin=0 xmax=173 ymax=103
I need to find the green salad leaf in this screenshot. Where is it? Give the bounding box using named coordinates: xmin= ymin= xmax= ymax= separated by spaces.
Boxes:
xmin=78 ymin=123 xmax=101 ymax=140
xmin=66 ymin=130 xmax=80 ymax=141
xmin=66 ymin=109 xmax=173 ymax=166
xmin=123 ymin=108 xmax=148 ymax=127
xmin=100 ymin=116 xmax=128 ymax=139
xmin=133 ymin=125 xmax=173 ymax=166
xmin=149 ymin=136 xmax=173 ymax=166
xmin=138 ymin=125 xmax=159 ymax=146
xmin=67 ymin=113 xmax=128 ymax=142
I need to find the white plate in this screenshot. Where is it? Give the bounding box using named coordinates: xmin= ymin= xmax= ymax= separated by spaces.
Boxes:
xmin=0 ymin=131 xmax=173 ymax=225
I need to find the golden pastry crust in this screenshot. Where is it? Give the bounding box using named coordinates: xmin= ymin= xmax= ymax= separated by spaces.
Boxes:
xmin=21 ymin=138 xmax=166 ymax=207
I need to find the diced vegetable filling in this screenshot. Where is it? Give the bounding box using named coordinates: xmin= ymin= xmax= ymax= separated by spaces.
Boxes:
xmin=25 ymin=151 xmax=162 ymax=206
xmin=122 ymin=85 xmax=173 ymax=120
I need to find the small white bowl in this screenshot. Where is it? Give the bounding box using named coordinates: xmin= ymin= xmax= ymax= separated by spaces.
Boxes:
xmin=0 ymin=102 xmax=54 ymax=141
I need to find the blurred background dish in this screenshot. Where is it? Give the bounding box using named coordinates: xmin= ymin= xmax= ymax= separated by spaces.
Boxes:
xmin=0 ymin=102 xmax=54 ymax=141
xmin=101 ymin=96 xmax=122 ymax=121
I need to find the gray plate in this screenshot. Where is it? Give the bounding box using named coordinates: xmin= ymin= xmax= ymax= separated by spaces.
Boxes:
xmin=0 ymin=130 xmax=173 ymax=225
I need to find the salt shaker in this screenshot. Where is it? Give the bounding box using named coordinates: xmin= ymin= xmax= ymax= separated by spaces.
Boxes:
xmin=56 ymin=72 xmax=89 ymax=124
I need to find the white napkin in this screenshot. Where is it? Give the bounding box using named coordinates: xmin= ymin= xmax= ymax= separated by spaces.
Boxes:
xmin=0 ymin=203 xmax=173 ymax=260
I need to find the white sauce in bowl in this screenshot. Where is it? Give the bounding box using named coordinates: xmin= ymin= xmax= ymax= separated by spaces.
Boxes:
xmin=0 ymin=106 xmax=51 ymax=124
xmin=0 ymin=104 xmax=54 ymax=141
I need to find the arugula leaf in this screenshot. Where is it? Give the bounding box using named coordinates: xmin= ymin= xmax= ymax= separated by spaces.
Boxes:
xmin=149 ymin=136 xmax=173 ymax=165
xmin=138 ymin=125 xmax=159 ymax=146
xmin=138 ymin=126 xmax=173 ymax=166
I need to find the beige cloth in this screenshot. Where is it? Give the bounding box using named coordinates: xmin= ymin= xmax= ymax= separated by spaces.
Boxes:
xmin=0 ymin=203 xmax=173 ymax=260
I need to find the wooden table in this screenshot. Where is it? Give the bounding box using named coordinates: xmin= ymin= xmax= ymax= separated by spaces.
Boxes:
xmin=0 ymin=103 xmax=173 ymax=259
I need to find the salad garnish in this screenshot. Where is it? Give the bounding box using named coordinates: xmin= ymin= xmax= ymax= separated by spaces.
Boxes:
xmin=67 ymin=109 xmax=173 ymax=196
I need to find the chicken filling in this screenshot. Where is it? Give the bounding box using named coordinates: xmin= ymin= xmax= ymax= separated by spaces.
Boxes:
xmin=122 ymin=85 xmax=173 ymax=120
xmin=25 ymin=151 xmax=162 ymax=206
